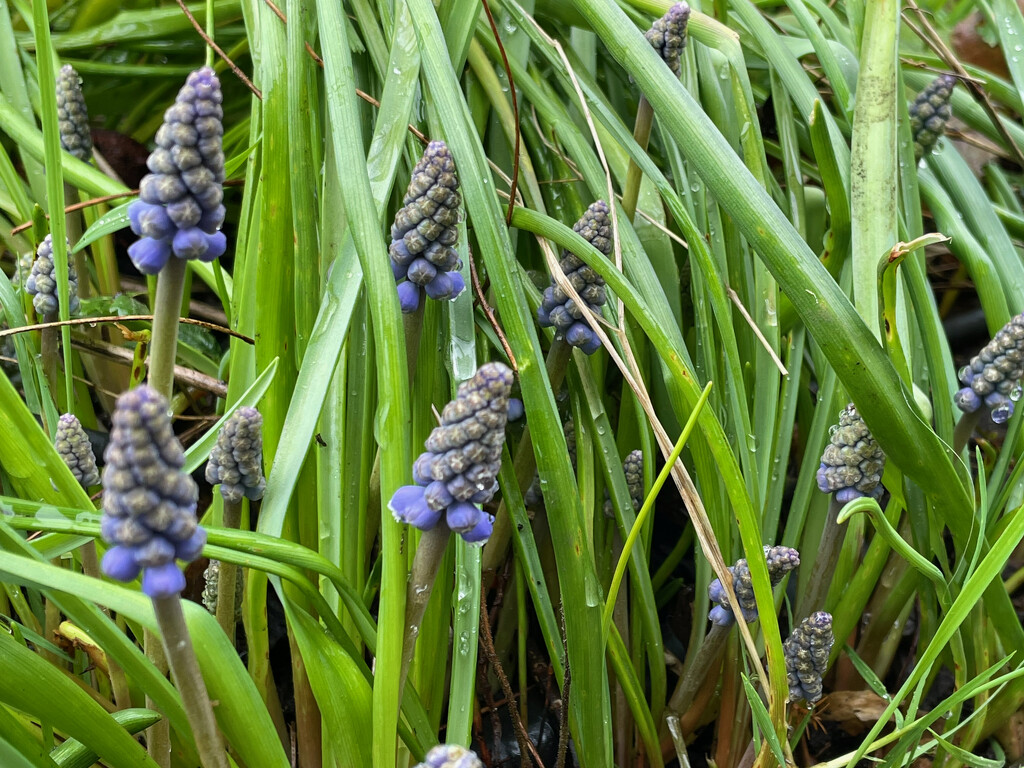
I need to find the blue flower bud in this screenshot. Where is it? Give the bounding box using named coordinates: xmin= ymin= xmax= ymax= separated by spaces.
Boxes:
xmin=56 ymin=65 xmax=92 ymax=162
xmin=784 ymin=611 xmax=833 ymax=704
xmin=127 ymin=67 xmax=226 ymax=275
xmin=909 ymin=75 xmax=956 ymax=161
xmin=55 ymin=413 xmax=100 ymax=488
xmin=25 ymin=235 xmax=79 ymax=317
xmin=506 ymin=398 xmax=524 ymax=422
xmin=645 ymin=3 xmax=691 ymax=77
xmin=100 ymin=386 xmax=205 ymax=599
xmin=708 ymin=545 xmax=800 ymax=626
xmin=955 ymin=312 xmax=1024 ymax=424
xmin=416 ymin=744 xmax=483 ymax=768
xmin=205 ymin=406 xmax=266 ymax=503
xmin=389 ymin=363 xmax=512 ymax=544
xmin=538 ymin=201 xmax=611 ymax=354
xmin=816 ymin=404 xmax=885 ymax=502
xmin=390 ymin=141 xmax=464 ymax=312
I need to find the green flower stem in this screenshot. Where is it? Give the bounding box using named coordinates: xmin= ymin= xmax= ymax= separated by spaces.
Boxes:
xmin=621 ymin=96 xmax=654 ymax=221
xmin=481 ymin=337 xmax=572 ymax=579
xmin=63 ymin=182 xmax=88 ymax=299
xmin=40 ymin=311 xmax=59 ymax=400
xmin=403 ymin=301 xmax=425 ymax=381
xmin=152 ymin=595 xmax=229 ymax=768
xmin=147 ymin=258 xmax=187 ymax=398
xmin=796 ymin=496 xmax=845 ymax=617
xmin=666 ymin=622 xmax=728 ymax=717
xmin=215 ymin=498 xmax=243 ymax=647
xmin=953 ymin=410 xmax=981 ymax=454
xmin=398 ymin=525 xmax=450 ymax=697
xmin=144 ymin=627 xmax=172 ymax=768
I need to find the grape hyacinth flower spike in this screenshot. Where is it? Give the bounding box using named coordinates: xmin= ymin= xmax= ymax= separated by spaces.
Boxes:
xmin=708 ymin=545 xmax=800 ymax=626
xmin=56 ymin=65 xmax=92 ymax=162
xmin=645 ymin=3 xmax=691 ymax=76
xmin=604 ymin=449 xmax=644 ymax=518
xmin=26 ymin=235 xmax=79 ymax=317
xmin=816 ymin=404 xmax=886 ymax=503
xmin=389 ymin=362 xmax=512 ymax=544
xmin=100 ymin=386 xmax=205 ymax=598
xmin=55 ymin=413 xmax=100 ymax=488
xmin=909 ymin=74 xmax=956 ymax=161
xmin=785 ymin=611 xmax=834 ymax=704
xmin=954 ymin=312 xmax=1024 ymax=424
xmin=206 ymin=407 xmax=266 ymax=503
xmin=416 ymin=744 xmax=483 ymax=768
xmin=127 ymin=67 xmax=226 ymax=274
xmin=537 ymin=201 xmax=612 ymax=354
xmin=389 ymin=140 xmax=464 ymax=313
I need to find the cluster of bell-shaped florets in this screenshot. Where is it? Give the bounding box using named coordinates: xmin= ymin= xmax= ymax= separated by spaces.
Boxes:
xmin=645 ymin=3 xmax=691 ymax=77
xmin=604 ymin=449 xmax=644 ymax=518
xmin=816 ymin=404 xmax=886 ymax=503
xmin=784 ymin=611 xmax=834 ymax=704
xmin=55 ymin=413 xmax=100 ymax=488
xmin=56 ymin=64 xmax=92 ymax=162
xmin=127 ymin=67 xmax=226 ymax=275
xmin=100 ymin=386 xmax=206 ymax=599
xmin=954 ymin=312 xmax=1024 ymax=424
xmin=205 ymin=406 xmax=266 ymax=503
xmin=537 ymin=201 xmax=611 ymax=354
xmin=389 ymin=140 xmax=465 ymax=313
xmin=708 ymin=545 xmax=800 ymax=626
xmin=25 ymin=235 xmax=79 ymax=317
xmin=416 ymin=745 xmax=483 ymax=768
xmin=389 ymin=363 xmax=512 ymax=544
xmin=201 ymin=560 xmax=243 ymax=619
xmin=909 ymin=74 xmax=956 ymax=161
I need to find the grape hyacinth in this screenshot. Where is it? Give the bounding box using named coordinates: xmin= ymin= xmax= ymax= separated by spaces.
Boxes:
xmin=389 ymin=363 xmax=512 ymax=544
xmin=537 ymin=201 xmax=612 ymax=354
xmin=816 ymin=404 xmax=886 ymax=503
xmin=389 ymin=141 xmax=464 ymax=313
xmin=25 ymin=235 xmax=79 ymax=317
xmin=909 ymin=74 xmax=956 ymax=161
xmin=55 ymin=413 xmax=100 ymax=488
xmin=784 ymin=611 xmax=834 ymax=704
xmin=201 ymin=560 xmax=243 ymax=618
xmin=645 ymin=3 xmax=691 ymax=77
xmin=205 ymin=407 xmax=266 ymax=503
xmin=100 ymin=386 xmax=205 ymax=598
xmin=954 ymin=312 xmax=1024 ymax=424
xmin=708 ymin=545 xmax=800 ymax=626
xmin=127 ymin=67 xmax=226 ymax=274
xmin=415 ymin=744 xmax=483 ymax=768
xmin=56 ymin=65 xmax=93 ymax=162
xmin=604 ymin=449 xmax=644 ymax=518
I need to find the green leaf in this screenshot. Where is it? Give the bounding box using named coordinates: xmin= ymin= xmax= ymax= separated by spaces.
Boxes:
xmin=51 ymin=709 xmax=163 ymax=768
xmin=70 ymin=201 xmax=132 ymax=254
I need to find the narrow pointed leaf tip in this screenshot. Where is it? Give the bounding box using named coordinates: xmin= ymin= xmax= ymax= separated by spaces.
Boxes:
xmin=127 ymin=67 xmax=226 ymax=274
xmin=100 ymin=385 xmax=205 ymax=598
xmin=389 ymin=140 xmax=465 ymax=311
xmin=708 ymin=545 xmax=800 ymax=626
xmin=538 ymin=201 xmax=611 ymax=354
xmin=388 ymin=362 xmax=513 ymax=544
xmin=954 ymin=312 xmax=1024 ymax=424
xmin=816 ymin=404 xmax=886 ymax=502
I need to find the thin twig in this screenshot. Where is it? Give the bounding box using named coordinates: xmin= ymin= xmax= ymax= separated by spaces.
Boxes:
xmin=481 ymin=0 xmax=521 ymax=225
xmin=0 ymin=314 xmax=254 ymax=344
xmin=174 ymin=0 xmax=262 ymax=99
xmin=554 ymin=604 xmax=570 ymax=768
xmin=725 ymin=286 xmax=787 ymax=375
xmin=479 ymin=590 xmax=544 ymax=768
xmin=469 ymin=251 xmax=517 ymax=372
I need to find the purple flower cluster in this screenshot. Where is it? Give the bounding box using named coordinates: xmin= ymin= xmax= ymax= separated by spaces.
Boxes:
xmin=910 ymin=74 xmax=956 ymax=161
xmin=784 ymin=612 xmax=834 ymax=704
xmin=708 ymin=545 xmax=800 ymax=626
xmin=390 ymin=141 xmax=465 ymax=313
xmin=25 ymin=235 xmax=79 ymax=317
xmin=205 ymin=406 xmax=266 ymax=503
xmin=127 ymin=67 xmax=226 ymax=274
xmin=389 ymin=363 xmax=512 ymax=544
xmin=55 ymin=413 xmax=100 ymax=488
xmin=604 ymin=449 xmax=644 ymax=518
xmin=537 ymin=201 xmax=612 ymax=355
xmin=56 ymin=64 xmax=92 ymax=162
xmin=416 ymin=745 xmax=482 ymax=768
xmin=954 ymin=312 xmax=1024 ymax=424
xmin=100 ymin=386 xmax=205 ymax=599
xmin=645 ymin=3 xmax=691 ymax=77
xmin=816 ymin=404 xmax=885 ymax=503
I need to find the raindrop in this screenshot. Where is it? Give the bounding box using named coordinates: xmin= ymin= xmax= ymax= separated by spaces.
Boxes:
xmin=958 ymin=365 xmax=971 ymax=383
xmin=1011 ymin=383 xmax=1023 ymax=402
xmin=992 ymin=402 xmax=1012 ymax=424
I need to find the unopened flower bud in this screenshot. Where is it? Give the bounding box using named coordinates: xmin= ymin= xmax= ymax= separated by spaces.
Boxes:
xmin=25 ymin=235 xmax=79 ymax=317
xmin=55 ymin=413 xmax=100 ymax=488
xmin=784 ymin=611 xmax=833 ymax=704
xmin=954 ymin=312 xmax=1024 ymax=424
xmin=910 ymin=75 xmax=955 ymax=161
xmin=708 ymin=545 xmax=800 ymax=626
xmin=205 ymin=407 xmax=266 ymax=503
xmin=645 ymin=3 xmax=691 ymax=77
xmin=816 ymin=404 xmax=885 ymax=502
xmin=56 ymin=65 xmax=92 ymax=162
